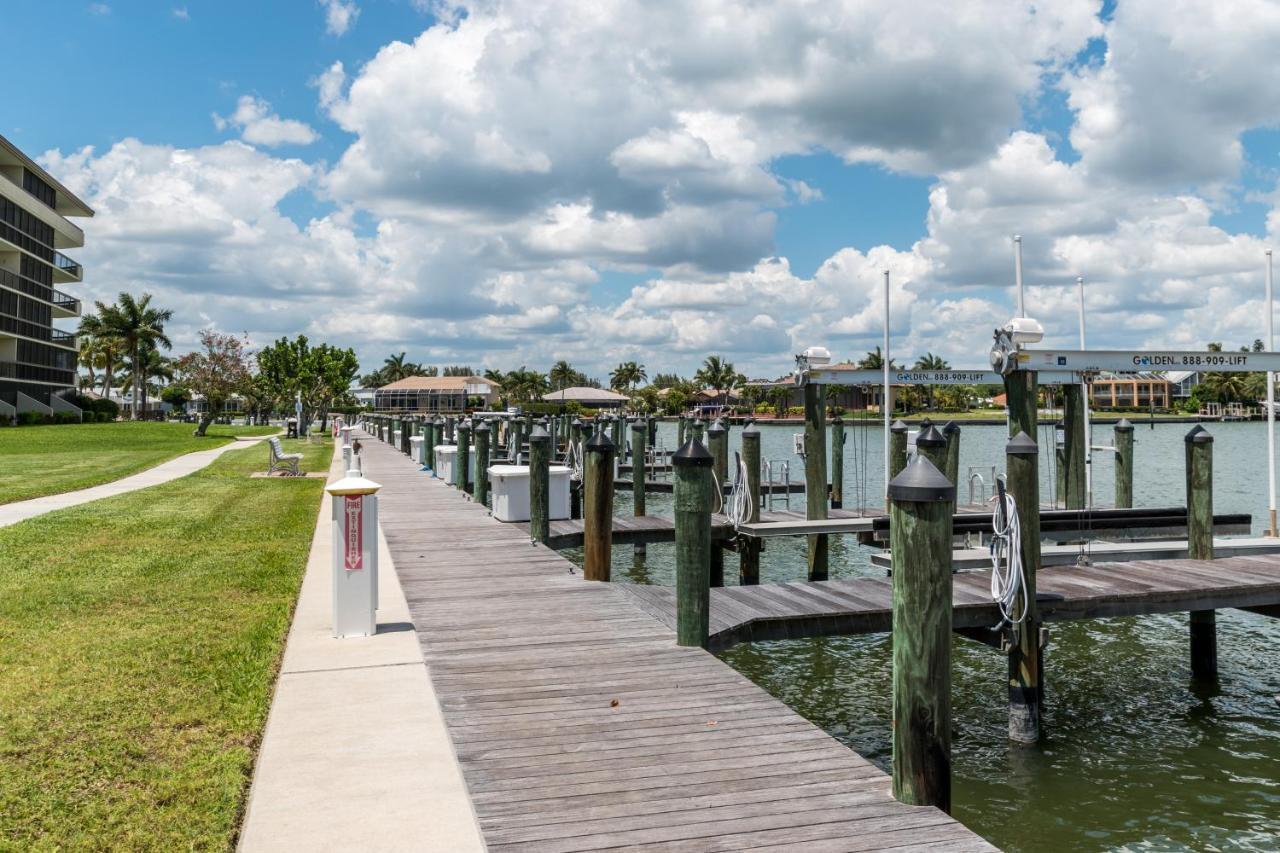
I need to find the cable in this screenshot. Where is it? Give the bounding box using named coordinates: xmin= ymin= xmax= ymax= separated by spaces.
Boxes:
xmin=989 ymin=486 xmax=1028 ymax=626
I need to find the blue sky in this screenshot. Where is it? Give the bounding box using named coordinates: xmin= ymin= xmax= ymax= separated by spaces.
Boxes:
xmin=9 ymin=1 xmax=1280 ymax=378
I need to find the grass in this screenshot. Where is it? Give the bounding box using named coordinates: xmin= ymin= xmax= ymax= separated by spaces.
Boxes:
xmin=0 ymin=422 xmax=281 ymax=505
xmin=0 ymin=436 xmax=331 ymax=850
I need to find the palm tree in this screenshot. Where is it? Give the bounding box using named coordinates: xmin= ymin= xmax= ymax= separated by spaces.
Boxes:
xmin=550 ymin=360 xmax=577 ymax=391
xmin=857 ymin=346 xmax=898 ymax=370
xmin=609 ymin=361 xmax=647 ymax=393
xmin=693 ymin=356 xmax=743 ymax=405
xmin=95 ymin=293 xmax=173 ymax=419
xmin=382 ymin=352 xmax=414 ymax=383
xmin=77 ymin=334 xmax=101 ymax=392
xmin=912 ymin=352 xmax=950 ymax=410
xmin=119 ymin=345 xmax=174 ymax=419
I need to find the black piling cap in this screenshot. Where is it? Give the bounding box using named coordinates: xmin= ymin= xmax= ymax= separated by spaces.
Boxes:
xmin=693 ymin=418 xmax=705 ymax=428
xmin=919 ymin=417 xmax=932 ymax=430
xmin=915 ymin=424 xmax=946 ymax=448
xmin=585 ymin=430 xmax=615 ymax=453
xmin=1005 ymin=430 xmax=1039 ymax=456
xmin=631 ymin=417 xmax=645 ymax=428
xmin=571 ymin=417 xmax=583 ymax=427
xmin=528 ymin=424 xmax=550 ymax=443
xmin=707 ymin=419 xmax=726 ymax=436
xmin=672 ymin=438 xmax=714 ymax=467
xmin=474 ymin=420 xmax=491 ymax=433
xmin=942 ymin=420 xmax=960 ymax=436
xmin=887 ymin=454 xmax=955 ymax=503
xmin=890 ymin=419 xmax=909 ymax=434
xmin=742 ymin=419 xmax=760 ymax=437
xmin=1185 ymin=424 xmax=1213 ymax=443
xmin=832 ymin=413 xmax=844 ymax=424
xmin=1115 ymin=417 xmax=1134 ymax=431
xmin=458 ymin=419 xmax=471 ymax=431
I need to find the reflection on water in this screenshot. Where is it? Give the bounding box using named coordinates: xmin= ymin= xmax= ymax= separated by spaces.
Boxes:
xmin=562 ymin=420 xmax=1280 ymax=850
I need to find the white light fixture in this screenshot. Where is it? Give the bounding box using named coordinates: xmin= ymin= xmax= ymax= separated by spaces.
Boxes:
xmin=1003 ymin=316 xmax=1045 ymax=346
xmin=801 ymin=345 xmax=831 ymax=366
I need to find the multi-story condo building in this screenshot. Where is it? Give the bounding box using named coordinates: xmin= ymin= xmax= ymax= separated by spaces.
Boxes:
xmin=0 ymin=132 xmax=92 ymax=415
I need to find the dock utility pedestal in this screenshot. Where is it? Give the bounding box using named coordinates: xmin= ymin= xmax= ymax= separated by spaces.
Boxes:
xmin=435 ymin=445 xmax=458 ymax=485
xmin=488 ymin=464 xmax=572 ymax=522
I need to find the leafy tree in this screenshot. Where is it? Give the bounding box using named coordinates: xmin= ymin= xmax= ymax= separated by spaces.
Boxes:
xmin=118 ymin=344 xmax=174 ymax=419
xmin=257 ymin=335 xmax=360 ymax=431
xmin=549 ymin=360 xmax=588 ymax=390
xmin=160 ymin=383 xmax=192 ymax=412
xmin=661 ymin=387 xmax=689 ymax=416
xmin=912 ymin=352 xmax=950 ymax=410
xmin=442 ymin=365 xmax=477 ymax=377
xmin=631 ymin=385 xmax=662 ymax=414
xmin=651 ymin=373 xmax=684 ymax=389
xmin=177 ymin=331 xmax=253 ymax=436
xmin=769 ymin=385 xmax=791 ymax=418
xmin=93 ymin=292 xmax=173 ymax=419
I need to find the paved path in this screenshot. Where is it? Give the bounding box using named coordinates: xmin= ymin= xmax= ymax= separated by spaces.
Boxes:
xmin=0 ymin=436 xmax=273 ymax=528
xmin=359 ymin=430 xmax=994 ymax=852
xmin=238 ymin=443 xmax=484 ymax=853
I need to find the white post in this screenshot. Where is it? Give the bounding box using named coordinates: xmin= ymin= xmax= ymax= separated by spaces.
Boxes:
xmin=883 ymin=269 xmax=891 ymax=499
xmin=1078 ymin=275 xmax=1093 ymax=508
xmin=1014 ymin=235 xmax=1025 ymax=319
xmin=327 ymin=471 xmax=381 ymax=638
xmin=1268 ymin=250 xmax=1276 ymax=537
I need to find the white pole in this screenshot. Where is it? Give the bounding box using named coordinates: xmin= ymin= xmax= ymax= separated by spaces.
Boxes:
xmin=1078 ymin=275 xmax=1092 ymax=508
xmin=1268 ymin=250 xmax=1276 ymax=536
xmin=1014 ymin=235 xmax=1025 ymax=318
xmin=883 ymin=269 xmax=891 ymax=499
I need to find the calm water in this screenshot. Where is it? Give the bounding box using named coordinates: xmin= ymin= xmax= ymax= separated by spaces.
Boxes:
xmin=560 ymin=419 xmax=1280 ymax=851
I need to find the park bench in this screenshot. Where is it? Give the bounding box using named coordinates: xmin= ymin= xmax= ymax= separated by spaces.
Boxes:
xmin=267 ymin=436 xmax=303 ymax=476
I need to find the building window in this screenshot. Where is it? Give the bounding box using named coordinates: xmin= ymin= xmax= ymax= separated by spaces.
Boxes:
xmin=22 ymin=169 xmax=56 ymax=209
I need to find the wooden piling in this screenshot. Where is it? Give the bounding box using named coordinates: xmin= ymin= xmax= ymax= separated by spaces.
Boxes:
xmin=740 ymin=420 xmax=762 ymax=585
xmin=708 ymin=419 xmax=728 ymax=490
xmin=631 ymin=418 xmax=647 ymax=554
xmin=474 ymin=420 xmax=491 ymax=507
xmin=890 ymin=419 xmax=909 ymax=481
xmin=804 ymin=383 xmax=829 ymax=581
xmin=1005 ymin=427 xmax=1043 ymax=744
xmin=674 ymin=437 xmax=713 ymax=647
xmin=1114 ymin=418 xmax=1134 ymax=509
xmin=528 ymin=424 xmax=551 ymax=544
xmin=1186 ymin=426 xmax=1217 ymax=681
xmin=831 ymin=415 xmax=845 ymax=509
xmin=422 ymin=418 xmax=435 ymax=471
xmin=692 ymin=418 xmax=705 ymax=442
xmin=647 ymin=415 xmax=657 ymax=450
xmin=583 ymin=431 xmax=615 ymax=581
xmin=401 ymin=418 xmax=411 ymax=455
xmin=1063 ymin=384 xmax=1087 ymax=509
xmin=456 ymin=420 xmax=472 ymax=494
xmin=889 ymin=455 xmax=955 ymax=811
xmin=942 ymin=421 xmax=960 ymax=492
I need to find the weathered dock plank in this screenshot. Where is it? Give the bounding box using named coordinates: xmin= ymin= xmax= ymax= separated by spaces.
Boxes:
xmin=357 ymin=430 xmax=995 ymax=852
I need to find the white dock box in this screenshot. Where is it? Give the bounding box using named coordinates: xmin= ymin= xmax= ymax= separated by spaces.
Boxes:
xmin=488 ymin=464 xmax=573 ymax=522
xmin=410 ymin=435 xmax=425 ymax=466
xmin=435 ymin=445 xmax=458 ymax=484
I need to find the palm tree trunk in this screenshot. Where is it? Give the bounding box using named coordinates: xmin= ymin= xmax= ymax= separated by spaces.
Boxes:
xmin=132 ymin=343 xmax=141 ymax=420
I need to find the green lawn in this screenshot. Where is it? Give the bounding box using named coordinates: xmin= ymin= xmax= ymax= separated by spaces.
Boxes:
xmin=0 ymin=436 xmax=330 ymax=850
xmin=0 ymin=422 xmax=280 ymax=505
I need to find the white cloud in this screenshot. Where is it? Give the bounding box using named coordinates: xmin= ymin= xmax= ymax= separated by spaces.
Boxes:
xmin=172 ymin=7 xmax=189 ymax=20
xmin=88 ymin=3 xmax=110 ymax=15
xmin=321 ymin=0 xmax=359 ymax=36
xmin=40 ymin=0 xmax=1280 ymax=379
xmin=213 ymin=96 xmax=318 ymax=147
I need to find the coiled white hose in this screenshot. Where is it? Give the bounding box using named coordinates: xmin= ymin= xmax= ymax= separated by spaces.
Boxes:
xmin=989 ymin=490 xmax=1028 ymax=626
xmin=724 ymin=452 xmax=752 ymax=530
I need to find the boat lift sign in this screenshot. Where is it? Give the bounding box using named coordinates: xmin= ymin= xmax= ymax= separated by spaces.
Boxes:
xmin=1018 ymin=349 xmax=1280 ymax=373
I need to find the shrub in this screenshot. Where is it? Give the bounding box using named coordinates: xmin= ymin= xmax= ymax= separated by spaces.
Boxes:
xmin=53 ymin=411 xmax=80 ymax=425
xmin=16 ymin=411 xmax=46 ymax=426
xmin=91 ymin=398 xmax=120 ymax=419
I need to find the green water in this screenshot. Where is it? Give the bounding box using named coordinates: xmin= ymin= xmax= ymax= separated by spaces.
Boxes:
xmin=563 ymin=419 xmax=1280 ymax=850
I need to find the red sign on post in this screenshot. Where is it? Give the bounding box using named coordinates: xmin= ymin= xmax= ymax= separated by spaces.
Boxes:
xmin=344 ymin=495 xmax=363 ymax=571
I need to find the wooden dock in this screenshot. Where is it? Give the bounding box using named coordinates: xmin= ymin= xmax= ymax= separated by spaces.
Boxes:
xmin=619 ymin=557 xmax=1280 ymax=652
xmin=359 ymin=432 xmax=995 ymax=852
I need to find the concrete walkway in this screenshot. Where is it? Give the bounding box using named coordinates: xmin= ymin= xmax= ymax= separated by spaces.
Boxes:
xmin=0 ymin=436 xmax=271 ymax=529
xmin=237 ymin=444 xmax=484 ymax=852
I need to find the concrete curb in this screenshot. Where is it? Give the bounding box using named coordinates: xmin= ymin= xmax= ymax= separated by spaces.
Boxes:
xmin=238 ymin=444 xmax=485 ymax=852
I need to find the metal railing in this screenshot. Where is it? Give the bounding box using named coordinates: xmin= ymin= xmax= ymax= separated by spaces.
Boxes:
xmin=53 ymin=251 xmax=81 ymax=278
xmin=50 ymin=329 xmax=76 ymax=347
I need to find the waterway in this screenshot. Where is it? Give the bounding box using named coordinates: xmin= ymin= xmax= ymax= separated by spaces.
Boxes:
xmin=560 ymin=418 xmax=1280 ymax=851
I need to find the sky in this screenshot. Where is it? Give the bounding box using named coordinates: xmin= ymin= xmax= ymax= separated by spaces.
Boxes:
xmin=8 ymin=0 xmax=1280 ymax=382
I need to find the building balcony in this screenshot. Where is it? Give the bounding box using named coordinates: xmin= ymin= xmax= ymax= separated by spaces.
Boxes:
xmin=50 ymin=329 xmax=76 ymax=348
xmin=0 ymin=266 xmax=81 ymax=317
xmin=53 ymin=251 xmax=82 ymax=282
